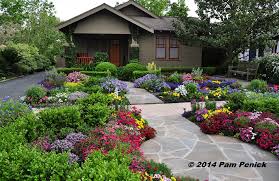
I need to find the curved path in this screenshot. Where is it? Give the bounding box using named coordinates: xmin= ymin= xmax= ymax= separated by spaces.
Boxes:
xmin=0 ymin=72 xmax=45 ymax=99
xmin=125 ymin=85 xmax=278 ymax=181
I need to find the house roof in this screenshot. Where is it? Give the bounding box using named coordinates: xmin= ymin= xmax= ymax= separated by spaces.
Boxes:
xmin=57 ymin=1 xmax=177 ymax=33
xmin=115 ymin=0 xmax=159 ymax=19
xmin=57 ymin=3 xmax=154 ymax=33
xmin=131 ymin=16 xmax=176 ymax=31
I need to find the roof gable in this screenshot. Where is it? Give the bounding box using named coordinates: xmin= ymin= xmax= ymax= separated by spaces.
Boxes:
xmin=115 ymin=0 xmax=159 ymax=19
xmin=57 ymin=3 xmax=154 ymax=33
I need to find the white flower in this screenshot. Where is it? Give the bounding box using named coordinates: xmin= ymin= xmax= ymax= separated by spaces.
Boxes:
xmin=175 ymin=85 xmax=188 ymax=97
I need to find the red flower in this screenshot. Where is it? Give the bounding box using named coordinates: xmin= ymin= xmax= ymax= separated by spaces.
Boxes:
xmin=256 ymin=131 xmax=274 ymax=150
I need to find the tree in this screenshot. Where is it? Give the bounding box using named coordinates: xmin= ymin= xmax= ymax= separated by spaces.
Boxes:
xmin=166 ymin=0 xmax=189 ymax=18
xmin=0 ymin=0 xmax=65 ymax=61
xmin=135 ymin=0 xmax=169 ymax=16
xmin=175 ymin=0 xmax=279 ymax=63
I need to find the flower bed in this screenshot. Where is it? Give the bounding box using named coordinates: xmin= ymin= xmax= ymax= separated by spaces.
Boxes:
xmin=182 ymin=101 xmax=279 ymax=159
xmin=134 ymin=73 xmax=240 ymax=103
xmin=1 ymin=68 xmax=198 ymax=180
xmin=24 ymin=68 xmax=129 ymax=108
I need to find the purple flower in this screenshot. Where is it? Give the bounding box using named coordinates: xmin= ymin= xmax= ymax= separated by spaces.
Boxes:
xmin=68 ymin=91 xmax=89 ymax=102
xmin=195 ymin=108 xmax=208 ymax=122
xmin=51 ymin=139 xmax=73 ymax=152
xmin=33 ymin=137 xmax=51 ymax=151
xmin=66 ymin=132 xmax=87 ymax=145
xmin=101 ymin=78 xmax=128 ymax=93
xmin=68 ymin=153 xmax=79 ymax=164
xmin=66 ymin=72 xmax=88 ymax=83
xmin=239 ymin=127 xmax=256 ymax=142
xmin=272 ymin=145 xmax=279 ymax=158
xmin=134 ymin=74 xmax=170 ymax=92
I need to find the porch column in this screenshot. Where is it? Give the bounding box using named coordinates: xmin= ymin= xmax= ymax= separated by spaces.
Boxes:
xmin=129 ymin=26 xmax=139 ymax=60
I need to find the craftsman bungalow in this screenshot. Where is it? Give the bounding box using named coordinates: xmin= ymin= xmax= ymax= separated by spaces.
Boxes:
xmin=58 ymin=0 xmax=202 ymax=67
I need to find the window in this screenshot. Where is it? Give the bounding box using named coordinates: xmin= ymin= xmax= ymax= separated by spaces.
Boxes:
xmin=169 ymin=38 xmax=179 ymax=59
xmin=156 ymin=36 xmax=166 ymax=59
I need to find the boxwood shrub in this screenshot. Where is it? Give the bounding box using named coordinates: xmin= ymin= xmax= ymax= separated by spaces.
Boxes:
xmin=161 ymin=66 xmax=216 ymax=75
xmin=57 ymin=68 xmax=84 ymax=74
xmin=95 ymin=62 xmax=117 ymax=76
xmin=120 ymin=63 xmax=147 ymax=80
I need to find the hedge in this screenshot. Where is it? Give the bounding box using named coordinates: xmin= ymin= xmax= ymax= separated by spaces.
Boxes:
xmin=161 ymin=67 xmax=216 ymax=75
xmin=57 ymin=68 xmax=84 ymax=74
xmin=80 ymin=71 xmax=110 ymax=77
xmin=133 ymin=70 xmax=161 ymax=79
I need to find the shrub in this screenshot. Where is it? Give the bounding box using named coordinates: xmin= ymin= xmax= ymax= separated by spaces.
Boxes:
xmin=39 ymin=106 xmax=82 ymax=136
xmin=247 ymin=79 xmax=268 ymax=93
xmin=166 ymin=72 xmax=182 ymax=83
xmin=243 ymin=96 xmax=279 ymax=115
xmin=95 ymin=62 xmax=117 ymax=76
xmin=68 ymin=148 xmax=140 ymax=180
xmin=161 ymin=66 xmax=216 ymax=75
xmin=80 ymin=71 xmax=110 ymax=77
xmin=77 ymin=92 xmax=113 ymax=107
xmin=57 ymin=68 xmax=84 ymax=74
xmin=121 ymin=63 xmax=147 ymax=80
xmin=129 ymin=59 xmax=139 ymax=63
xmin=94 ymin=52 xmax=109 ymax=64
xmin=133 ymin=70 xmax=161 ymax=79
xmin=14 ymin=113 xmax=45 ymax=142
xmin=1 ymin=43 xmax=50 ymax=74
xmin=255 ymin=54 xmax=279 ymax=84
xmin=0 ymin=97 xmax=32 ymax=127
xmin=81 ymin=103 xmax=112 ymax=127
xmin=225 ymin=92 xmax=246 ymax=111
xmin=0 ymin=145 xmax=75 ymax=180
xmin=83 ymin=77 xmax=102 ymax=87
xmin=25 ymin=86 xmax=47 ymax=104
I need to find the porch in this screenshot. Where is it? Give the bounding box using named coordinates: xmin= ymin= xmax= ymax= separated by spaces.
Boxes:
xmin=73 ymin=34 xmax=130 ymax=66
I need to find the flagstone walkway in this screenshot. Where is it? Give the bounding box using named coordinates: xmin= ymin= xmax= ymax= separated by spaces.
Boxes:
xmin=134 ymin=103 xmax=279 ymax=181
xmin=125 ymin=82 xmax=163 ymax=105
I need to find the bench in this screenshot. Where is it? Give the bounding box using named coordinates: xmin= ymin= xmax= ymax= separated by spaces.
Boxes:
xmin=228 ymin=62 xmax=259 ymax=80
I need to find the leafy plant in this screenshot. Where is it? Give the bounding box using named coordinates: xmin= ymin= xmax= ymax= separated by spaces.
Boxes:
xmin=25 ymin=86 xmax=47 ymax=104
xmin=81 ymin=103 xmax=112 ymax=127
xmin=39 ymin=106 xmax=82 ymax=136
xmin=0 ymin=97 xmax=32 ymax=127
xmin=120 ymin=63 xmax=147 ymax=80
xmin=255 ymin=121 xmax=278 ymax=134
xmin=205 ymin=101 xmax=216 ymax=110
xmin=94 ymin=52 xmax=109 ymax=64
xmin=233 ymin=116 xmax=250 ymax=128
xmin=68 ymin=148 xmax=140 ymax=180
xmin=247 ymin=79 xmax=268 ymax=93
xmin=95 ymin=62 xmax=117 ymax=76
xmin=191 ymin=67 xmax=203 ymax=80
xmin=166 ymin=71 xmax=181 ymax=83
xmin=77 ymin=92 xmax=113 ymax=107
xmin=225 ymin=92 xmax=246 ymax=111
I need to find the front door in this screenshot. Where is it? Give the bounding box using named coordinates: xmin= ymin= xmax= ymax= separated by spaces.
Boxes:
xmin=109 ymin=40 xmax=120 ymax=66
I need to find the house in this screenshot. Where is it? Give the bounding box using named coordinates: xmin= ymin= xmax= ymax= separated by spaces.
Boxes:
xmin=58 ymin=0 xmax=202 ymax=67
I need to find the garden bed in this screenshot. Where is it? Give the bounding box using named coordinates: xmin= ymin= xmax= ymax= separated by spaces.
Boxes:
xmin=182 ymin=91 xmax=279 ymax=159
xmin=0 ymin=68 xmax=198 ymax=181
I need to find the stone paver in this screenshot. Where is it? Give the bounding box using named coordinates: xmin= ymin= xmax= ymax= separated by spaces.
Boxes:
xmin=0 ymin=72 xmax=45 ymax=99
xmin=134 ymin=103 xmax=279 ymax=181
xmin=125 ymin=82 xmax=163 ymax=104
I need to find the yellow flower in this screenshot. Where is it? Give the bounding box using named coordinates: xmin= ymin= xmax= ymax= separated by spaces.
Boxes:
xmin=64 ymin=82 xmax=82 ymax=88
xmin=172 ymin=92 xmax=180 ymax=97
xmin=171 ymin=177 xmax=177 ymax=181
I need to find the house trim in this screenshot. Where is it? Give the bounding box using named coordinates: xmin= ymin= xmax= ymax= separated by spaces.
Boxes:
xmin=57 ymin=3 xmax=154 ymax=33
xmin=115 ymin=0 xmax=159 ymax=19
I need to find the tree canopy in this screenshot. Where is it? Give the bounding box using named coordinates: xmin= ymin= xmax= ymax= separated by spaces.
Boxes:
xmin=175 ymin=0 xmax=279 ymax=62
xmin=135 ymin=0 xmax=169 ymax=16
xmin=0 ymin=0 xmax=65 ymax=60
